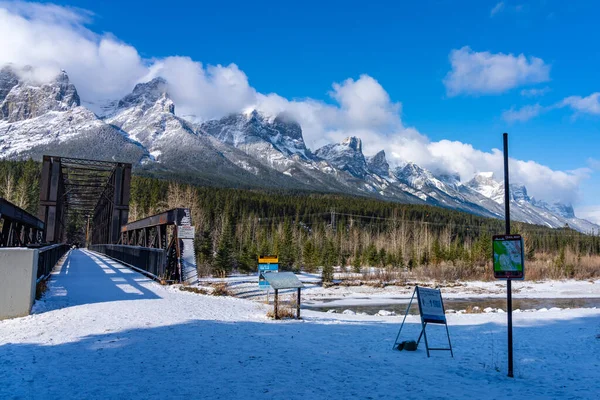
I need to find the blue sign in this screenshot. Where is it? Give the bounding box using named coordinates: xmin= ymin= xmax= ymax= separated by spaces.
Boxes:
xmin=258 ymin=263 xmax=279 ymax=289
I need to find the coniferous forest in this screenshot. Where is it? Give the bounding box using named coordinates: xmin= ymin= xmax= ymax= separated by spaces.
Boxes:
xmin=2 ymin=159 xmax=599 ymax=281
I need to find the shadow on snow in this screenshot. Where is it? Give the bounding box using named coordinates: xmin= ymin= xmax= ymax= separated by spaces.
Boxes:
xmin=1 ymin=314 xmax=598 ymax=399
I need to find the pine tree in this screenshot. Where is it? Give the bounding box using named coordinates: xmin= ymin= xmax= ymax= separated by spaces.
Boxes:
xmin=279 ymin=218 xmax=295 ymax=270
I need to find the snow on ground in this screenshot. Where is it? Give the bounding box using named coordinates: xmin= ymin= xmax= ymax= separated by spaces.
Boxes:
xmin=207 ymin=272 xmax=600 ymax=307
xmin=1 ymin=250 xmax=599 ymax=399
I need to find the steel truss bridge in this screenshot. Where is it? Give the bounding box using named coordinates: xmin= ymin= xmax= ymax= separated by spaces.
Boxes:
xmin=1 ymin=155 xmax=196 ymax=284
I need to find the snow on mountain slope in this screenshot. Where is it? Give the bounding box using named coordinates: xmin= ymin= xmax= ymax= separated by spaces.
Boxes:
xmin=391 ymin=162 xmax=501 ymax=218
xmin=0 ymin=65 xmax=597 ymax=232
xmin=0 ymin=65 xmax=19 ymax=104
xmin=466 ymin=173 xmax=600 ymax=232
xmin=1 ymin=68 xmax=79 ymax=123
xmin=366 ymin=150 xmax=390 ymax=177
xmin=202 ymin=110 xmax=309 ymax=162
xmin=0 ymin=67 xmax=146 ymax=162
xmin=315 ymin=136 xmax=369 ymax=179
xmin=106 ymin=79 xmax=323 ymax=189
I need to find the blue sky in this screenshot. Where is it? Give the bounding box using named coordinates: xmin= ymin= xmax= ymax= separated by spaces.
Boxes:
xmin=1 ymin=0 xmax=599 ymax=221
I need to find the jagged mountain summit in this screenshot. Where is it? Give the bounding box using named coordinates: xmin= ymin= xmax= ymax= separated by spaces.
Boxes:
xmin=0 ymin=65 xmax=146 ymax=162
xmin=366 ymin=150 xmax=390 ymax=177
xmin=0 ymin=66 xmax=597 ymax=233
xmin=315 ymin=137 xmax=369 ymax=179
xmin=465 ymin=173 xmax=597 ymax=232
xmin=0 ymin=67 xmax=80 ymax=122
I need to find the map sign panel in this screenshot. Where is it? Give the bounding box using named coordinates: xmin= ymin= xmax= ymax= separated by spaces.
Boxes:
xmin=258 ymin=256 xmax=279 ymax=289
xmin=416 ymin=287 xmax=446 ymax=324
xmin=493 ymin=234 xmax=525 ymax=279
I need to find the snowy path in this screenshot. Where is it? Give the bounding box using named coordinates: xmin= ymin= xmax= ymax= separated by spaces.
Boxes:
xmin=1 ymin=250 xmax=599 ymax=399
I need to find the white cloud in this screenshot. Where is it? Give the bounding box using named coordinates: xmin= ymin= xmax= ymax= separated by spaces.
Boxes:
xmin=575 ymin=205 xmax=600 ymax=225
xmin=381 ymin=137 xmax=587 ymax=204
xmin=508 ymin=92 xmax=600 ymax=122
xmin=0 ymin=2 xmax=254 ymax=120
xmin=560 ymin=92 xmax=600 ymax=115
xmin=142 ymin=57 xmax=257 ymax=120
xmin=444 ymin=46 xmax=550 ymax=96
xmin=502 ymin=104 xmax=543 ymax=123
xmin=520 ymin=87 xmax=550 ymax=97
xmin=0 ymin=2 xmax=587 ymax=205
xmin=490 ymin=2 xmax=505 ymax=17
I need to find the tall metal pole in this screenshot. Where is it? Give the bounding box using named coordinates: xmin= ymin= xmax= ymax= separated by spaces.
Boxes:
xmin=503 ymin=133 xmax=514 ymax=378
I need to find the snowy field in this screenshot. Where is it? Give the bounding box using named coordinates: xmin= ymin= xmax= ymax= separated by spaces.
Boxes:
xmin=204 ymin=272 xmax=600 ymax=308
xmin=1 ymin=250 xmax=599 ymax=399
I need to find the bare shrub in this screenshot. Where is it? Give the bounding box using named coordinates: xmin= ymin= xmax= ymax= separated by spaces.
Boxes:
xmin=465 ymin=305 xmax=483 ymax=314
xmin=267 ymin=294 xmax=298 ymax=319
xmin=525 ymin=252 xmax=600 ymax=280
xmin=412 ymin=261 xmax=491 ymax=282
xmin=35 ymin=280 xmax=49 ymax=300
xmin=179 ymin=286 xmax=209 ymax=295
xmin=211 ymin=282 xmax=231 ymax=296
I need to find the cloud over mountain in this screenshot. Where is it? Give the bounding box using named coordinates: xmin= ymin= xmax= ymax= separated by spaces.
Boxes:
xmin=0 ymin=1 xmax=588 ymax=205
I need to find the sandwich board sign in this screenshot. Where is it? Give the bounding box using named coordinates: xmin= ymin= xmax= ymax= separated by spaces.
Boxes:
xmin=493 ymin=234 xmax=525 ymax=280
xmin=258 ymin=255 xmax=279 ymax=289
xmin=393 ymin=286 xmax=453 ymax=357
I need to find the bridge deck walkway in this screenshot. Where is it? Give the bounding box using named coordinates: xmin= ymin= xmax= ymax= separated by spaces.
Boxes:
xmin=38 ymin=249 xmax=161 ymax=311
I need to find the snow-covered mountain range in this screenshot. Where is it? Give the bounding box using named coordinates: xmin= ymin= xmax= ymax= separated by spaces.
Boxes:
xmin=1 ymin=66 xmax=597 ymax=233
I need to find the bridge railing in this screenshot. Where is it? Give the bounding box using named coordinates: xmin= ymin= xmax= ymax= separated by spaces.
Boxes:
xmin=35 ymin=244 xmax=70 ymax=282
xmin=119 ymin=208 xmax=197 ymax=283
xmin=88 ymin=244 xmax=167 ymax=281
xmin=0 ymin=198 xmax=45 ymax=247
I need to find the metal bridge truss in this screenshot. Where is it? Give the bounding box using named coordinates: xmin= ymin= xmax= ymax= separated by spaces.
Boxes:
xmin=38 ymin=156 xmax=131 ymax=245
xmin=0 ymin=198 xmax=45 ymax=247
xmin=120 ymin=208 xmax=197 ymax=282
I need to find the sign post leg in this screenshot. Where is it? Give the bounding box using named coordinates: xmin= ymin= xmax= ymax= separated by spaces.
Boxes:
xmin=392 ymin=288 xmax=416 ymax=349
xmin=422 ymin=321 xmax=431 ymax=358
xmin=416 ymin=323 xmax=426 ymax=346
xmin=445 ymin=322 xmax=454 ymax=358
xmin=274 ymin=289 xmax=279 ymax=320
xmin=440 ymin=292 xmax=454 ymax=358
xmin=297 ymin=287 xmax=301 ymax=319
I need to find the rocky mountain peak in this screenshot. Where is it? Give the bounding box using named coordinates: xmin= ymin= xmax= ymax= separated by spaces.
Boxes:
xmin=549 ymin=203 xmax=576 ymax=219
xmin=532 ymin=199 xmax=576 ymax=219
xmin=397 ymin=161 xmax=426 ymax=177
xmin=395 ymin=162 xmax=459 ymax=194
xmin=0 ymin=65 xmax=19 ymax=103
xmin=509 ymin=184 xmax=530 ymax=202
xmin=0 ymin=67 xmax=80 ymax=122
xmin=201 ymin=109 xmax=308 ymax=159
xmin=1 ymin=62 xmax=598 ymax=233
xmin=471 ymin=171 xmax=496 ymax=184
xmin=341 ymin=136 xmax=362 ymax=152
xmin=465 ymin=172 xmax=503 ymax=200
xmin=272 ymin=112 xmax=302 ymax=141
xmin=315 ymin=136 xmax=368 ymax=178
xmin=435 ymin=171 xmax=461 ymax=187
xmin=395 ymin=162 xmax=428 ymax=182
xmin=367 ymin=150 xmax=389 ymax=176
xmin=117 ymin=77 xmax=171 ymax=112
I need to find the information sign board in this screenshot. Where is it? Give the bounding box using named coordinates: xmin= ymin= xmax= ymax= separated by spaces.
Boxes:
xmin=493 ymin=234 xmax=525 ymax=280
xmin=258 ymin=255 xmax=279 ymax=289
xmin=416 ymin=287 xmax=446 ymax=324
xmin=393 ymin=286 xmax=453 ymax=357
xmin=178 ymin=225 xmax=195 ymax=239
